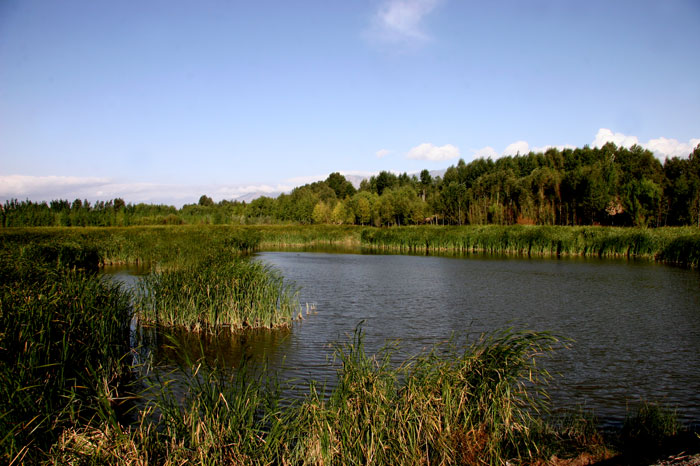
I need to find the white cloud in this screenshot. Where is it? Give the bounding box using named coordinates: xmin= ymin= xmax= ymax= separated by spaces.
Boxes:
xmin=503 ymin=141 xmax=530 ymax=156
xmin=592 ymin=128 xmax=700 ymax=160
xmin=472 ymin=146 xmax=499 ymax=159
xmin=0 ymin=175 xmax=301 ymax=207
xmin=406 ymin=142 xmax=460 ymax=161
xmin=0 ymin=175 xmax=109 ymax=197
xmin=592 ymin=128 xmax=639 ymax=149
xmin=376 ymin=149 xmax=391 ymax=158
xmin=369 ymin=0 xmax=441 ymax=44
xmin=640 ymin=136 xmax=700 ymax=159
xmin=531 ymin=144 xmax=577 ymax=153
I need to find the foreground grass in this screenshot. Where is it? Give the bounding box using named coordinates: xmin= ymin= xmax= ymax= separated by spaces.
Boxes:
xmin=51 ymin=328 xmax=573 ymax=465
xmin=0 ymin=255 xmax=132 ymax=463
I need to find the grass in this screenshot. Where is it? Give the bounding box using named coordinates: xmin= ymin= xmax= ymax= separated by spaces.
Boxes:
xmin=50 ymin=327 xmax=574 ymax=465
xmin=0 ymin=252 xmax=132 ymax=463
xmin=360 ymin=225 xmax=700 ymax=266
xmin=2 ymin=224 xmax=698 ymax=266
xmin=2 ymin=225 xmax=698 ymax=463
xmin=134 ymin=251 xmax=300 ymax=332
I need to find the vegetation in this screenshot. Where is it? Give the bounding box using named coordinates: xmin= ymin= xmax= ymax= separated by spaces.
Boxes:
xmin=361 ymin=225 xmax=700 ymax=266
xmin=50 ymin=328 xmax=575 ymax=465
xmin=2 ymin=223 xmax=699 ymax=268
xmin=0 ymin=245 xmax=132 ymax=463
xmin=1 ymin=227 xmax=697 ymax=463
xmin=4 ymin=143 xmax=700 ymax=228
xmin=135 ymin=252 xmax=300 ymax=332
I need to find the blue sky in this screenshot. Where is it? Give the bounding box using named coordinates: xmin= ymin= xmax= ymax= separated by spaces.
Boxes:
xmin=1 ymin=0 xmax=699 ymax=206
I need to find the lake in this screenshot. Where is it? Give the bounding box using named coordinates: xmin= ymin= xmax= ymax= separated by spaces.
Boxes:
xmin=119 ymin=251 xmax=700 ymax=427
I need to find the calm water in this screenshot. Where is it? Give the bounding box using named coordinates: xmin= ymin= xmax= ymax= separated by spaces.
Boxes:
xmin=116 ymin=252 xmax=700 ymax=426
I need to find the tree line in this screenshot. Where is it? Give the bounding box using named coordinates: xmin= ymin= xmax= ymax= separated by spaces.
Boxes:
xmin=3 ymin=143 xmax=699 ymax=228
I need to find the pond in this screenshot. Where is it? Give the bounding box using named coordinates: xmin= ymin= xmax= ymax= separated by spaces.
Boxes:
xmin=112 ymin=251 xmax=700 ymax=427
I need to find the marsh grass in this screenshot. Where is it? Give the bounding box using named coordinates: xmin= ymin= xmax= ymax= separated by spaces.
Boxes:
xmin=53 ymin=327 xmax=572 ymax=465
xmin=3 ymin=224 xmax=698 ymax=267
xmin=134 ymin=251 xmax=300 ymax=332
xmin=620 ymin=402 xmax=681 ymax=452
xmin=360 ymin=225 xmax=700 ymax=266
xmin=0 ymin=261 xmax=132 ymax=463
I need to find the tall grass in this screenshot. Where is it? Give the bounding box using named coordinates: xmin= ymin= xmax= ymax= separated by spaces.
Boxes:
xmin=51 ymin=327 xmax=571 ymax=465
xmin=0 ymin=253 xmax=132 ymax=463
xmin=134 ymin=251 xmax=300 ymax=332
xmin=3 ymin=224 xmax=698 ymax=266
xmin=361 ymin=225 xmax=700 ymax=266
xmin=0 ymin=225 xmax=262 ymax=266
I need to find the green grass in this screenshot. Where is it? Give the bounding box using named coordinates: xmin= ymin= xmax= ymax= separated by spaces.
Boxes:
xmin=0 ymin=257 xmax=132 ymax=463
xmin=134 ymin=251 xmax=300 ymax=332
xmin=360 ymin=225 xmax=700 ymax=266
xmin=51 ymin=327 xmax=571 ymax=465
xmin=2 ymin=225 xmax=698 ymax=463
xmin=3 ymin=224 xmax=698 ymax=267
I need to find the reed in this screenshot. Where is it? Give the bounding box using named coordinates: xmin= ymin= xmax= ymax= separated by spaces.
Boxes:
xmin=360 ymin=225 xmax=700 ymax=266
xmin=134 ymin=251 xmax=300 ymax=332
xmin=0 ymin=260 xmax=132 ymax=463
xmin=52 ymin=328 xmax=573 ymax=465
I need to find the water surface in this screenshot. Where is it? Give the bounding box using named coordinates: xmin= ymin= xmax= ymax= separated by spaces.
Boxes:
xmin=253 ymin=252 xmax=700 ymax=426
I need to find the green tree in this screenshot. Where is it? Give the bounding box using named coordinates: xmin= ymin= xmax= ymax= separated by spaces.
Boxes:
xmin=198 ymin=195 xmax=214 ymax=207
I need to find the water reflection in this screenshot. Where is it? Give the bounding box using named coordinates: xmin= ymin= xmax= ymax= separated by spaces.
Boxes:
xmin=133 ymin=325 xmax=293 ymax=369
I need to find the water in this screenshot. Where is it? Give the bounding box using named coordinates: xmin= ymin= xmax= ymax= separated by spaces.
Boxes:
xmin=114 ymin=252 xmax=700 ymax=426
xmin=254 ymin=251 xmax=700 ymax=426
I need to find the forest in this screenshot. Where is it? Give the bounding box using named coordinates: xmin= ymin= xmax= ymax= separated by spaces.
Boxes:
xmin=3 ymin=142 xmax=699 ymax=228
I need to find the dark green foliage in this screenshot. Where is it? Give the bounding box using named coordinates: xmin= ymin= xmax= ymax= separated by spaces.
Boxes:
xmin=0 ymin=261 xmax=132 ymax=462
xmin=3 ymin=143 xmax=700 ymax=228
xmin=620 ymin=403 xmax=680 ymax=452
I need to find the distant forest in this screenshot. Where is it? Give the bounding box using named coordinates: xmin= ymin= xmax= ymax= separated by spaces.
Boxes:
xmin=4 ymin=143 xmax=700 ymax=228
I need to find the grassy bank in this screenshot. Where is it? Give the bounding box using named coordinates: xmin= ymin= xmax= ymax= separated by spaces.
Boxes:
xmin=0 ymin=249 xmax=133 ymax=463
xmin=361 ymin=225 xmax=700 ymax=266
xmin=2 ymin=224 xmax=698 ymax=266
xmin=51 ymin=328 xmax=579 ymax=465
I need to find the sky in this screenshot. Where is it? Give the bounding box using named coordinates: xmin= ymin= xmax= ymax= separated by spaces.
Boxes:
xmin=1 ymin=0 xmax=699 ymax=207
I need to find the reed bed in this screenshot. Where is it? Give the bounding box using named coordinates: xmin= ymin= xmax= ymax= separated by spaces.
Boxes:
xmin=0 ymin=252 xmax=132 ymax=463
xmin=0 ymin=225 xmax=262 ymax=266
xmin=53 ymin=327 xmax=574 ymax=465
xmin=3 ymin=224 xmax=698 ymax=267
xmin=254 ymin=224 xmax=362 ymax=248
xmin=360 ymin=225 xmax=700 ymax=266
xmin=134 ymin=252 xmax=300 ymax=332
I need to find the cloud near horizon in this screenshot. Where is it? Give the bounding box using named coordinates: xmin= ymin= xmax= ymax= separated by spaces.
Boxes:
xmin=407 ymin=142 xmax=460 ymax=161
xmin=0 ymin=175 xmax=296 ymax=207
xmin=592 ymin=128 xmax=700 ymax=159
xmin=470 ymin=129 xmax=699 ymax=162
